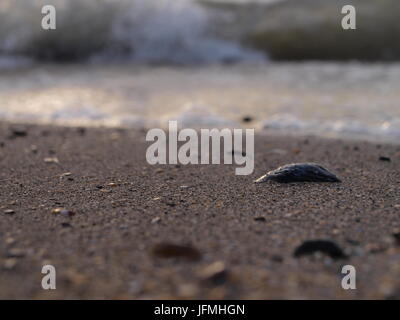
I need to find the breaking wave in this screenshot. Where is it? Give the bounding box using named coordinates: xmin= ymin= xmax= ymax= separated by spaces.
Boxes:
xmin=0 ymin=0 xmax=264 ymax=65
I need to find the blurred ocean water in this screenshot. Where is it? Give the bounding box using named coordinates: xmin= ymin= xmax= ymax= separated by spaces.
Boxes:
xmin=1 ymin=0 xmax=399 ymax=64
xmin=1 ymin=62 xmax=400 ymax=143
xmin=0 ymin=0 xmax=266 ymax=64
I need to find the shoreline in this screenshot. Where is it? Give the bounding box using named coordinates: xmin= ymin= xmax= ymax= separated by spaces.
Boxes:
xmin=0 ymin=121 xmax=399 ymax=299
xmin=1 ymin=62 xmax=400 ymax=144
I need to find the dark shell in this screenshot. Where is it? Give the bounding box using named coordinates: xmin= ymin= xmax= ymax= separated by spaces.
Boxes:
xmin=293 ymin=240 xmax=347 ymax=260
xmin=254 ymin=163 xmax=341 ymax=183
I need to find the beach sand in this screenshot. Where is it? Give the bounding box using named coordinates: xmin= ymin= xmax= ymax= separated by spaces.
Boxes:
xmin=0 ymin=122 xmax=399 ymax=299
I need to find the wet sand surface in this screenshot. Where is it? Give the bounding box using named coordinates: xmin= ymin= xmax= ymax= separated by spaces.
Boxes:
xmin=0 ymin=122 xmax=399 ymax=299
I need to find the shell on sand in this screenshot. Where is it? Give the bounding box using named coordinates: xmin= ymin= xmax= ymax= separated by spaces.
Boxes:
xmin=254 ymin=163 xmax=341 ymax=183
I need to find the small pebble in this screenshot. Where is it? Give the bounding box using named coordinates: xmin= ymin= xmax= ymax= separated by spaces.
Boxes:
xmin=5 ymin=237 xmax=15 ymax=245
xmin=242 ymin=116 xmax=253 ymax=123
xmin=30 ymin=145 xmax=38 ymax=154
xmin=254 ymin=216 xmax=266 ymax=222
xmin=3 ymin=209 xmax=15 ymax=215
xmin=151 ymin=217 xmax=161 ymax=224
xmin=60 ymin=172 xmax=72 ymax=177
xmin=7 ymin=248 xmax=25 ymax=258
xmin=9 ymin=127 xmax=27 ymax=138
xmin=199 ymin=261 xmax=229 ymax=286
xmin=51 ymin=208 xmax=75 ymax=217
xmin=61 ymin=222 xmax=72 ymax=228
xmin=152 ymin=243 xmax=202 ymax=261
xmin=3 ymin=258 xmax=18 ymax=270
xmin=77 ymin=127 xmax=86 ymax=136
xmin=392 ymin=232 xmax=400 ymax=245
xmin=379 ymin=156 xmax=391 ymax=162
xmin=44 ymin=157 xmax=59 ymax=164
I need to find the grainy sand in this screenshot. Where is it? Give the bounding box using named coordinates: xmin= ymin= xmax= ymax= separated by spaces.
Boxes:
xmin=0 ymin=122 xmax=399 ymax=299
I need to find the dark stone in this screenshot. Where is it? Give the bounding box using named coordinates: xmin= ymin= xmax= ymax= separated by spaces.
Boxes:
xmin=393 ymin=232 xmax=400 ymax=245
xmin=8 ymin=127 xmax=27 ymax=139
xmin=242 ymin=116 xmax=253 ymax=123
xmin=61 ymin=222 xmax=72 ymax=228
xmin=152 ymin=243 xmax=202 ymax=261
xmin=77 ymin=127 xmax=86 ymax=136
xmin=254 ymin=216 xmax=266 ymax=222
xmin=293 ymin=240 xmax=347 ymax=260
xmin=379 ymin=156 xmax=391 ymax=162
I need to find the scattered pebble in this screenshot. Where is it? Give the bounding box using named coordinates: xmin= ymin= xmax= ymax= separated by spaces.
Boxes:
xmin=29 ymin=145 xmax=38 ymax=154
xmin=293 ymin=240 xmax=347 ymax=260
xmin=166 ymin=202 xmax=176 ymax=207
xmin=3 ymin=258 xmax=18 ymax=270
xmin=242 ymin=116 xmax=253 ymax=123
xmin=107 ymin=183 xmax=118 ymax=187
xmin=3 ymin=209 xmax=15 ymax=215
xmin=51 ymin=208 xmax=75 ymax=217
xmin=76 ymin=127 xmax=86 ymax=136
xmin=254 ymin=216 xmax=266 ymax=222
xmin=254 ymin=163 xmax=341 ymax=183
xmin=151 ymin=217 xmax=161 ymax=224
xmin=9 ymin=127 xmax=27 ymax=139
xmin=365 ymin=243 xmax=387 ymax=254
xmin=4 ymin=237 xmax=15 ymax=245
xmin=392 ymin=232 xmax=400 ymax=245
xmin=152 ymin=243 xmax=202 ymax=261
xmin=379 ymin=156 xmax=391 ymax=162
xmin=60 ymin=172 xmax=72 ymax=177
xmin=6 ymin=248 xmax=25 ymax=258
xmin=61 ymin=222 xmax=72 ymax=228
xmin=44 ymin=157 xmax=59 ymax=164
xmin=199 ymin=261 xmax=229 ymax=286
